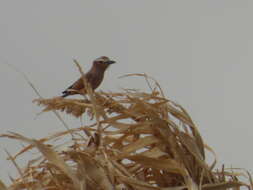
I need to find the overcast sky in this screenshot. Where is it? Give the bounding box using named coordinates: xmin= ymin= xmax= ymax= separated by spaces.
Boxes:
xmin=0 ymin=0 xmax=252 ymax=184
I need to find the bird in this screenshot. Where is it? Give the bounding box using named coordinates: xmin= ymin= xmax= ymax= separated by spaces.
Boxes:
xmin=61 ymin=56 xmax=116 ymax=97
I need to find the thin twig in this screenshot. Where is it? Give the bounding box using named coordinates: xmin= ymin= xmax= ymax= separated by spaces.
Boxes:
xmin=3 ymin=62 xmax=73 ymax=138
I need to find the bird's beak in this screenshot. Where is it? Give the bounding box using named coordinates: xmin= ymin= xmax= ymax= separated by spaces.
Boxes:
xmin=107 ymin=60 xmax=116 ymax=64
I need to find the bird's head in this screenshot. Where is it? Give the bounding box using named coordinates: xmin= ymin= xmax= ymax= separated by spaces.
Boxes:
xmin=93 ymin=56 xmax=116 ymax=70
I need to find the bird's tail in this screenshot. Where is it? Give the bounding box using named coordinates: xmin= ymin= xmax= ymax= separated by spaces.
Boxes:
xmin=61 ymin=92 xmax=69 ymax=98
xmin=61 ymin=84 xmax=74 ymax=98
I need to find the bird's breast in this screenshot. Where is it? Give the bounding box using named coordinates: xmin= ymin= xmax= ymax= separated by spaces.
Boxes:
xmin=88 ymin=72 xmax=104 ymax=90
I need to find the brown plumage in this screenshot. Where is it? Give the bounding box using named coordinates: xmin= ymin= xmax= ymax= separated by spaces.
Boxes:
xmin=62 ymin=56 xmax=115 ymax=97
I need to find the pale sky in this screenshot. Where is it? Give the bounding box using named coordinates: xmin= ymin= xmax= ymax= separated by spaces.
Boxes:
xmin=0 ymin=0 xmax=252 ymax=184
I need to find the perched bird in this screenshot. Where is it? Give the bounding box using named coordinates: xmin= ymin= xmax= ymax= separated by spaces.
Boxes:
xmin=61 ymin=56 xmax=116 ymax=97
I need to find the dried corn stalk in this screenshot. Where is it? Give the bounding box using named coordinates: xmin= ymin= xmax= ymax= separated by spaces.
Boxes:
xmin=1 ymin=74 xmax=251 ymax=190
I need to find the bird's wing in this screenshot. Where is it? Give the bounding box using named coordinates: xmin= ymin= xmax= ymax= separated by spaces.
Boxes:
xmin=71 ymin=77 xmax=85 ymax=91
xmin=62 ymin=77 xmax=84 ymax=94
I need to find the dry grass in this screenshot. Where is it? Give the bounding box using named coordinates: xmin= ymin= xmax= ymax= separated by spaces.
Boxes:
xmin=0 ymin=73 xmax=252 ymax=190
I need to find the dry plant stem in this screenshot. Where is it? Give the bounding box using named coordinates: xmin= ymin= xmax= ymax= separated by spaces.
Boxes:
xmin=4 ymin=150 xmax=24 ymax=183
xmin=73 ymin=59 xmax=104 ymax=147
xmin=3 ymin=62 xmax=73 ymax=139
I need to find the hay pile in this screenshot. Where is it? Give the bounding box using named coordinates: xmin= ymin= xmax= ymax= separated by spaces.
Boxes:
xmin=0 ymin=74 xmax=252 ymax=190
